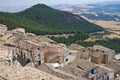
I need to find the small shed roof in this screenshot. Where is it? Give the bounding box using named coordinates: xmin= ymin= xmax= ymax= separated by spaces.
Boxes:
xmin=12 ymin=28 xmax=25 ymax=34
xmin=0 ymin=24 xmax=7 ymax=29
xmin=37 ymin=36 xmax=56 ymax=44
xmin=44 ymin=50 xmax=60 ymax=59
xmin=68 ymin=44 xmax=84 ymax=50
xmin=91 ymin=52 xmax=102 ymax=58
xmin=106 ymin=61 xmax=120 ymax=72
xmin=93 ymin=45 xmax=113 ymax=52
xmin=77 ymin=59 xmax=97 ymax=71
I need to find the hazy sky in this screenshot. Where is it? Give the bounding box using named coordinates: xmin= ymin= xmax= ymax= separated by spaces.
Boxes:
xmin=0 ymin=0 xmax=119 ymax=6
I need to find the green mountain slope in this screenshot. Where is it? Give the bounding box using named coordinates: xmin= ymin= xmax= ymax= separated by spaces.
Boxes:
xmin=0 ymin=4 xmax=104 ymax=35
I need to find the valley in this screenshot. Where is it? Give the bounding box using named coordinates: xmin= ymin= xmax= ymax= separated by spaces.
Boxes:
xmin=50 ymin=1 xmax=120 ymax=53
xmin=91 ymin=20 xmax=120 ymax=38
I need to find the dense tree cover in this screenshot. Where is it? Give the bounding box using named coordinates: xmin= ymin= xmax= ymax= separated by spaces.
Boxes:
xmin=0 ymin=4 xmax=104 ymax=35
xmin=77 ymin=38 xmax=120 ymax=53
xmin=50 ymin=33 xmax=120 ymax=52
xmin=49 ymin=32 xmax=89 ymax=45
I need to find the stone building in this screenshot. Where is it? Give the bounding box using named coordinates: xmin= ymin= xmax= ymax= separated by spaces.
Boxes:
xmin=93 ymin=45 xmax=115 ymax=59
xmin=68 ymin=44 xmax=90 ymax=60
xmin=90 ymin=45 xmax=115 ymax=64
xmin=91 ymin=52 xmax=109 ymax=64
xmin=63 ymin=59 xmax=114 ymax=80
xmin=0 ymin=24 xmax=7 ymax=36
xmin=44 ymin=50 xmax=61 ymax=63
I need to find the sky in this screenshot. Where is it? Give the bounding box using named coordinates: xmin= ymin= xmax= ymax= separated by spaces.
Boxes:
xmin=0 ymin=0 xmax=119 ymax=6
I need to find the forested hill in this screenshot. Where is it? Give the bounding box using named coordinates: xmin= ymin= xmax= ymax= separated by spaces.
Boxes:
xmin=0 ymin=4 xmax=104 ymax=35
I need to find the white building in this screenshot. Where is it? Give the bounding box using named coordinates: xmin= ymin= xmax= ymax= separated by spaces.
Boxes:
xmin=115 ymin=54 xmax=120 ymax=61
xmin=63 ymin=50 xmax=77 ymax=65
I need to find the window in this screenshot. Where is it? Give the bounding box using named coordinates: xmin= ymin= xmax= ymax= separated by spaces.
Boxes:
xmin=65 ymin=58 xmax=68 ymax=62
xmin=96 ymin=49 xmax=99 ymax=52
xmin=83 ymin=50 xmax=85 ymax=52
xmin=57 ymin=61 xmax=59 ymax=63
xmin=102 ymin=51 xmax=104 ymax=53
xmin=69 ymin=53 xmax=72 ymax=55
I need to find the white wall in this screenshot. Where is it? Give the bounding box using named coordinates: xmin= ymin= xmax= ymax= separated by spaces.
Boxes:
xmin=64 ymin=52 xmax=76 ymax=65
xmin=108 ymin=71 xmax=115 ymax=80
xmin=108 ymin=50 xmax=115 ymax=59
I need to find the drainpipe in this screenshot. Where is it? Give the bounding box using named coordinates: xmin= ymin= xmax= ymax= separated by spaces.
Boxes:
xmin=10 ymin=51 xmax=13 ymax=65
xmin=10 ymin=49 xmax=16 ymax=65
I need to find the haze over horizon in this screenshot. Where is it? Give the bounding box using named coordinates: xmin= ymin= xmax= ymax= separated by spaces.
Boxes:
xmin=0 ymin=0 xmax=120 ymax=7
xmin=0 ymin=0 xmax=120 ymax=12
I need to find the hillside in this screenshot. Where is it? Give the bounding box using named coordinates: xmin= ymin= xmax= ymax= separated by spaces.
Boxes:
xmin=54 ymin=1 xmax=120 ymax=14
xmin=0 ymin=4 xmax=103 ymax=35
xmin=54 ymin=1 xmax=120 ymax=21
xmin=80 ymin=13 xmax=120 ymax=21
xmin=89 ymin=1 xmax=120 ymax=13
